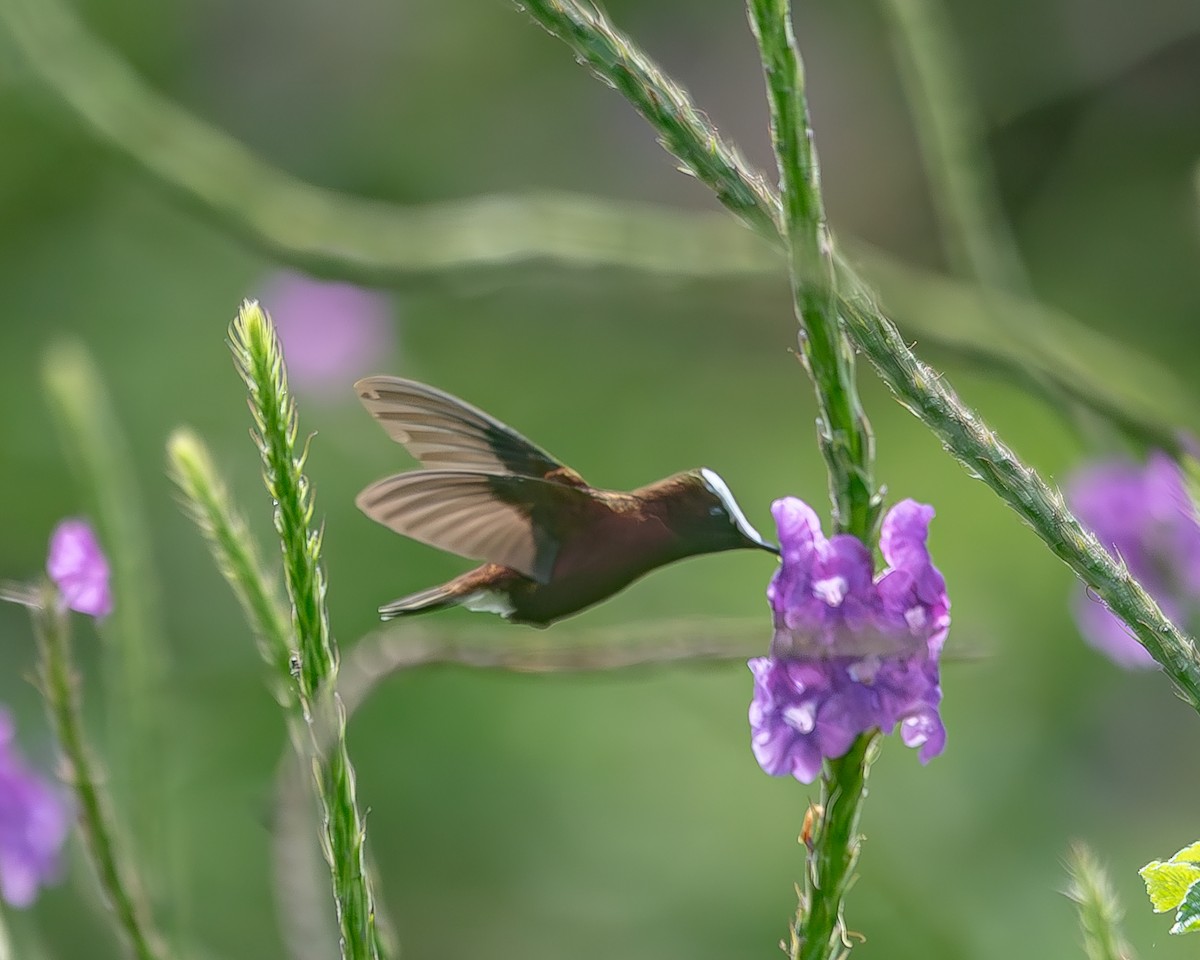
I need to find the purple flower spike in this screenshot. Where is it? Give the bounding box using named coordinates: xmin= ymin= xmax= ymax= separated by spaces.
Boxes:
xmin=1066 ymin=452 xmax=1200 ymax=669
xmin=750 ymin=498 xmax=949 ymax=783
xmin=257 ymin=271 xmax=395 ymax=393
xmin=0 ymin=712 xmax=69 ymax=907
xmin=47 ymin=520 xmax=112 ymax=619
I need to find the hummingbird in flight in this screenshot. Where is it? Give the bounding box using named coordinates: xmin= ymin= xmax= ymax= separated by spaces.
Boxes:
xmin=354 ymin=377 xmax=779 ymax=626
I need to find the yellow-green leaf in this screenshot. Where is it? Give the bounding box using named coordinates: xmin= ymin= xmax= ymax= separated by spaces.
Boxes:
xmin=1140 ymin=860 xmax=1200 ymax=912
xmin=1170 ymin=842 xmax=1200 ymax=866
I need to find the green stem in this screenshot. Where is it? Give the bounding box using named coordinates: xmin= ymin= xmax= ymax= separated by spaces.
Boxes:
xmin=878 ymin=0 xmax=1029 ymax=293
xmin=792 ymin=735 xmax=878 ymax=960
xmin=166 ymin=429 xmax=296 ymax=708
xmin=41 ymin=341 xmax=171 ymax=898
xmin=229 ymin=303 xmax=387 ymax=960
xmin=747 ymin=2 xmax=879 ymax=955
xmin=746 ymin=0 xmax=877 ymax=539
xmin=31 ymin=595 xmax=169 ymax=960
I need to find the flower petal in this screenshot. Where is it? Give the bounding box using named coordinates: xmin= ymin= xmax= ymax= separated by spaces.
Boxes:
xmin=47 ymin=519 xmax=112 ymax=619
xmin=751 ymin=497 xmax=950 ymax=781
xmin=0 ymin=711 xmax=68 ymax=907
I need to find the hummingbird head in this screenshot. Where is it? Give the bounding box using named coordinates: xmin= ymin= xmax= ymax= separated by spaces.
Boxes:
xmin=665 ymin=468 xmax=779 ymax=555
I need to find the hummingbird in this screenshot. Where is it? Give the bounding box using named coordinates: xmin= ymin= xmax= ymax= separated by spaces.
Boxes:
xmin=354 ymin=377 xmax=779 ymax=626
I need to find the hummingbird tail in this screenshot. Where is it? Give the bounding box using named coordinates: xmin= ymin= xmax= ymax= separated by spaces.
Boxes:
xmin=378 ymin=583 xmax=464 ymax=620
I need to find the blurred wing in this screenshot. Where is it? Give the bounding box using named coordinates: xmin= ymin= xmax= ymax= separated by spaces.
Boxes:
xmin=772 ymin=624 xmax=928 ymax=659
xmin=356 ymin=377 xmax=577 ymax=481
xmin=355 ymin=469 xmax=596 ymax=583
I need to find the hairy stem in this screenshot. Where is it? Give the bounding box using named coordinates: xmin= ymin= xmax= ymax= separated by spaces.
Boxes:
xmin=747 ymin=0 xmax=878 ymax=539
xmin=230 ymin=302 xmax=388 ymax=960
xmin=166 ymin=429 xmax=295 ymax=708
xmin=747 ymin=1 xmax=880 ymax=955
xmin=32 ymin=596 xmax=168 ymax=960
xmin=791 ymin=736 xmax=878 ymax=960
xmin=41 ymin=341 xmax=172 ymax=901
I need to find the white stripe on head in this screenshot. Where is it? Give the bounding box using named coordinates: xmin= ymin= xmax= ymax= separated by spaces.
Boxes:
xmin=699 ymin=468 xmax=768 ymax=544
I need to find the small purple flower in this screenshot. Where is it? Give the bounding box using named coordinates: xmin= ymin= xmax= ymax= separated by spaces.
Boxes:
xmin=257 ymin=271 xmax=395 ymax=393
xmin=0 ymin=712 xmax=69 ymax=907
xmin=1066 ymin=452 xmax=1200 ymax=669
xmin=750 ymin=498 xmax=948 ymax=783
xmin=46 ymin=520 xmax=112 ymax=619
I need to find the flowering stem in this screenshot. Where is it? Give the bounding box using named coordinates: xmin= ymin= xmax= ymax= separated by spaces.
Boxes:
xmin=229 ymin=302 xmax=388 ymax=960
xmin=166 ymin=429 xmax=296 ymax=709
xmin=168 ymin=427 xmax=393 ymax=960
xmin=745 ymin=1 xmax=881 ymax=954
xmin=794 ymin=734 xmax=878 ymax=960
xmin=41 ymin=341 xmax=173 ymax=897
xmin=31 ymin=595 xmax=168 ymax=960
xmin=746 ymin=0 xmax=878 ymax=540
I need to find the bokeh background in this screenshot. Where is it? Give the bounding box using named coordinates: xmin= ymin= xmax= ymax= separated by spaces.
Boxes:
xmin=3 ymin=0 xmax=1200 ymax=957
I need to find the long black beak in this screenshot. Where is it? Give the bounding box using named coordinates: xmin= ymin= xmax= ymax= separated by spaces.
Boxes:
xmin=746 ymin=531 xmax=780 ymax=555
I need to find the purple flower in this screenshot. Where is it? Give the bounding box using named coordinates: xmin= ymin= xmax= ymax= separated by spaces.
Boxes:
xmin=0 ymin=712 xmax=69 ymax=907
xmin=257 ymin=271 xmax=395 ymax=393
xmin=1066 ymin=452 xmax=1200 ymax=669
xmin=47 ymin=520 xmax=112 ymax=619
xmin=749 ymin=498 xmax=948 ymax=783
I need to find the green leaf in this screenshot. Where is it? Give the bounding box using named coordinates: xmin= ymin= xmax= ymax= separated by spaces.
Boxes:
xmin=1140 ymin=859 xmax=1200 ymax=912
xmin=1171 ymin=878 xmax=1200 ymax=934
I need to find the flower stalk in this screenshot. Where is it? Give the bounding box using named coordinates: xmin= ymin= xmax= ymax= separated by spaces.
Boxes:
xmin=229 ymin=301 xmax=387 ymax=960
xmin=31 ymin=592 xmax=168 ymax=960
xmin=41 ymin=341 xmax=170 ymax=890
xmin=166 ymin=429 xmax=296 ymax=707
xmin=746 ymin=0 xmax=878 ymax=542
xmin=792 ymin=735 xmax=877 ymax=960
xmin=744 ymin=0 xmax=885 ymax=954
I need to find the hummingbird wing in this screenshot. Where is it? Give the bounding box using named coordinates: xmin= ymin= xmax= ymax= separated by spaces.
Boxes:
xmin=355 ymin=469 xmax=597 ymax=584
xmin=355 ymin=377 xmax=584 ymax=484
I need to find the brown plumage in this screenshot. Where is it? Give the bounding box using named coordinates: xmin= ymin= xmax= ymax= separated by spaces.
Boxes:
xmin=355 ymin=377 xmax=777 ymax=626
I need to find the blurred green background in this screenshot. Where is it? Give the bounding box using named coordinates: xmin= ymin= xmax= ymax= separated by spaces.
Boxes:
xmin=3 ymin=0 xmax=1200 ymax=957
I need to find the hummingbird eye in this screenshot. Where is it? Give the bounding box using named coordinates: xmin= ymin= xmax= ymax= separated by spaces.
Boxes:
xmin=709 ymin=505 xmax=726 ymax=518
